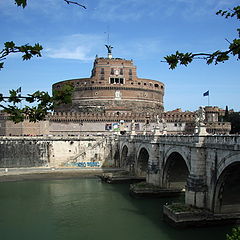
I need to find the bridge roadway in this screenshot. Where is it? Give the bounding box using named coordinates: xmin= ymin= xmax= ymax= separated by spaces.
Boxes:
xmin=118 ymin=134 xmax=240 ymax=214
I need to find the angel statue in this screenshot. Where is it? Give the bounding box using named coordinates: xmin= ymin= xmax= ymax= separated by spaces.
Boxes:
xmin=105 ymin=45 xmax=113 ymax=54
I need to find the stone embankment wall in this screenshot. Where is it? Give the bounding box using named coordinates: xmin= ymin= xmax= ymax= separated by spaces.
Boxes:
xmin=0 ymin=136 xmax=118 ymax=168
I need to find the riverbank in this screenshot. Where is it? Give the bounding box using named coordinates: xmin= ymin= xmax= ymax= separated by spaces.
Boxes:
xmin=0 ymin=167 xmax=122 ymax=182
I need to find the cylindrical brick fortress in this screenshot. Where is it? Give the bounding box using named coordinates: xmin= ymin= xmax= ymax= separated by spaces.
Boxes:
xmin=53 ymin=57 xmax=164 ymax=115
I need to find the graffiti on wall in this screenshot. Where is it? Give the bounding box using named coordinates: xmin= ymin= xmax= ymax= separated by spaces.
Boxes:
xmin=65 ymin=161 xmax=101 ymax=168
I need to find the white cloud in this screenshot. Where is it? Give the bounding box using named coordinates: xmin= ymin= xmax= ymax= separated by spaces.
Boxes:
xmin=45 ymin=34 xmax=105 ymax=61
xmin=89 ymin=0 xmax=239 ymax=21
xmin=44 ymin=32 xmax=167 ymax=61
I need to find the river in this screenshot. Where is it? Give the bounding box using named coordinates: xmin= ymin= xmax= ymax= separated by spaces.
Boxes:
xmin=0 ymin=178 xmax=233 ymax=240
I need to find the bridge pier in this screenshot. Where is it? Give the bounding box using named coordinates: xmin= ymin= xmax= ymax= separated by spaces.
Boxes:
xmin=185 ymin=147 xmax=207 ymax=209
xmin=186 ymin=174 xmax=207 ymax=208
xmin=147 ymin=143 xmax=161 ymax=185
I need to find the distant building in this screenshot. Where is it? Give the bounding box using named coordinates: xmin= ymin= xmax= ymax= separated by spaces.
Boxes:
xmin=0 ymin=47 xmax=231 ymax=136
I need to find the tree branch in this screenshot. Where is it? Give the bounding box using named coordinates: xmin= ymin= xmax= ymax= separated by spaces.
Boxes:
xmin=163 ymin=5 xmax=240 ymax=69
xmin=15 ymin=0 xmax=87 ymax=9
xmin=0 ymin=41 xmax=43 ymax=70
xmin=63 ymin=0 xmax=86 ymax=9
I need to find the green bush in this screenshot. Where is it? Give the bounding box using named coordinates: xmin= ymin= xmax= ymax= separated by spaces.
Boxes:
xmin=226 ymin=227 xmax=240 ymax=240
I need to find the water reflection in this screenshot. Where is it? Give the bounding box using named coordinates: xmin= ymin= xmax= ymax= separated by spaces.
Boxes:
xmin=0 ymin=178 xmax=233 ymax=240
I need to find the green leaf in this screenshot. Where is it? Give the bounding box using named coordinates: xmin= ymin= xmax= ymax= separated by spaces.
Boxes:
xmin=4 ymin=41 xmax=15 ymax=49
xmin=8 ymin=89 xmax=21 ymax=104
xmin=15 ymin=0 xmax=27 ymax=8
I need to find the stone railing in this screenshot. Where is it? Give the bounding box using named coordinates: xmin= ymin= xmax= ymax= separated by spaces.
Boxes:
xmin=158 ymin=135 xmax=200 ymax=144
xmin=0 ymin=135 xmax=106 ymax=142
xmin=120 ymin=134 xmax=240 ymax=148
xmin=204 ymin=135 xmax=240 ymax=146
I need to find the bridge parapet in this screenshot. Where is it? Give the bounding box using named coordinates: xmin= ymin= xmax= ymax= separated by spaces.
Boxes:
xmin=158 ymin=135 xmax=199 ymax=144
xmin=204 ymin=135 xmax=240 ymax=150
xmin=120 ymin=135 xmax=240 ymax=149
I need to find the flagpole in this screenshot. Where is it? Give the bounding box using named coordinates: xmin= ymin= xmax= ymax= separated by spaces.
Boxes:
xmin=203 ymin=90 xmax=210 ymax=106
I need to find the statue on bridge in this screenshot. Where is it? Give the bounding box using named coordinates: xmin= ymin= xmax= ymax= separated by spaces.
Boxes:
xmin=162 ymin=118 xmax=167 ymax=135
xmin=198 ymin=106 xmax=206 ymax=123
xmin=195 ymin=106 xmax=208 ymax=135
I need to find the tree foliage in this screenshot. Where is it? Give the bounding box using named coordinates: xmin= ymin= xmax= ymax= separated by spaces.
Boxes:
xmin=0 ymin=41 xmax=42 ymax=70
xmin=226 ymin=227 xmax=240 ymax=240
xmin=164 ymin=5 xmax=240 ymax=69
xmin=225 ymin=112 xmax=240 ymax=134
xmin=0 ymin=84 xmax=74 ymax=123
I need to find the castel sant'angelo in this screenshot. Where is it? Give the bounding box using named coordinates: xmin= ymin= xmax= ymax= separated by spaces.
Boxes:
xmin=0 ymin=46 xmax=231 ymax=136
xmin=53 ymin=45 xmax=164 ymax=115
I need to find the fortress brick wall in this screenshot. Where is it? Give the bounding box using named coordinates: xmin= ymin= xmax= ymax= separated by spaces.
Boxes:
xmin=0 ymin=136 xmax=118 ymax=168
xmin=52 ymin=57 xmax=164 ymax=115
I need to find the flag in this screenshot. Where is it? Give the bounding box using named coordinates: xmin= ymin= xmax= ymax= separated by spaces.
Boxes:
xmin=203 ymin=90 xmax=209 ymax=97
xmin=16 ymin=87 xmax=21 ymax=93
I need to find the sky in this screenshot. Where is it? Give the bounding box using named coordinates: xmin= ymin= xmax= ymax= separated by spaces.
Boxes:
xmin=0 ymin=0 xmax=239 ymax=111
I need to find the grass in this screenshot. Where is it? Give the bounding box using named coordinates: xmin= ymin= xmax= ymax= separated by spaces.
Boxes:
xmin=167 ymin=203 xmax=203 ymax=213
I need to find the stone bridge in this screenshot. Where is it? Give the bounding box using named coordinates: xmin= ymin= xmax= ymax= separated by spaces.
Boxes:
xmin=118 ymin=134 xmax=240 ymax=214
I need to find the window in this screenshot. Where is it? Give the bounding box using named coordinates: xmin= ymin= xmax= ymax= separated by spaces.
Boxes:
xmin=120 ymin=68 xmax=123 ymax=75
xmin=111 ymin=68 xmax=114 ymax=75
xmin=100 ymin=76 xmax=104 ymax=80
xmin=129 ymin=76 xmax=132 ymax=80
xmin=109 ymin=78 xmax=125 ymax=84
xmin=129 ymin=69 xmax=132 ymax=75
xmin=100 ymin=68 xmax=104 ymax=74
xmin=154 ymin=84 xmax=159 ymax=87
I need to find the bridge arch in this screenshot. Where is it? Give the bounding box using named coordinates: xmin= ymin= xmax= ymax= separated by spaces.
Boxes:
xmin=163 ymin=150 xmax=190 ymax=190
xmin=213 ymin=154 xmax=240 ymax=213
xmin=136 ymin=146 xmax=150 ymax=177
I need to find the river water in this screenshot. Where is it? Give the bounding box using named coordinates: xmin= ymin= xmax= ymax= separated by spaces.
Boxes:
xmin=0 ymin=178 xmax=233 ymax=240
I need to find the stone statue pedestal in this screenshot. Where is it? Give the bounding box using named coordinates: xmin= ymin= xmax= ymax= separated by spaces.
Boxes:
xmin=130 ymin=130 xmax=136 ymax=139
xmin=131 ymin=130 xmax=136 ymax=135
xmin=153 ymin=126 xmax=161 ymax=136
xmin=162 ymin=130 xmax=167 ymax=135
xmin=198 ymin=123 xmax=208 ymax=136
xmin=194 ymin=126 xmax=199 ymax=134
